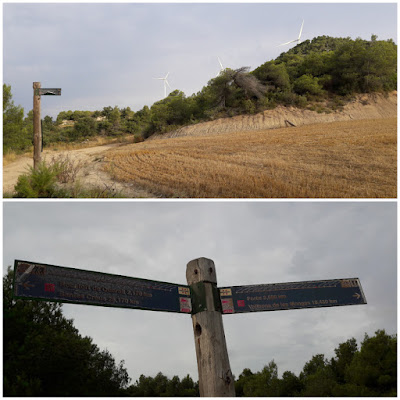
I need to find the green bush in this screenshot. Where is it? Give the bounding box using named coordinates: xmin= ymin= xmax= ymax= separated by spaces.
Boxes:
xmin=294 ymin=74 xmax=325 ymax=96
xmin=295 ymin=95 xmax=308 ymax=108
xmin=243 ymin=99 xmax=256 ymax=114
xmin=13 ymin=158 xmax=127 ymax=198
xmin=277 ymin=91 xmax=298 ymax=106
xmin=14 ymin=162 xmax=67 ymax=198
xmin=3 ymin=84 xmax=32 ymax=154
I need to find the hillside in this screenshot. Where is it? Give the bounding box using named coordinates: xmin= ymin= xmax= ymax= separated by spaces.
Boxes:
xmin=152 ymin=92 xmax=397 ymax=139
xmin=3 ymin=33 xmax=397 ymax=198
xmin=4 ymin=92 xmax=397 ymax=198
xmin=4 ymin=35 xmax=397 ymax=155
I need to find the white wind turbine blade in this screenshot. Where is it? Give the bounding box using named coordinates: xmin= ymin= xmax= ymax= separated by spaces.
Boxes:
xmin=165 ymin=79 xmax=171 ymax=89
xmin=277 ymin=19 xmax=304 ymax=47
xmin=277 ymin=38 xmax=297 ymax=47
xmin=217 ymin=56 xmax=224 ymax=71
xmin=298 ymin=19 xmax=304 ymax=41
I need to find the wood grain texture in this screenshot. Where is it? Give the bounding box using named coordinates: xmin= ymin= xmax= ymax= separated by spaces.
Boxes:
xmin=187 ymin=258 xmax=235 ymax=397
xmin=33 ymin=82 xmax=41 ymax=169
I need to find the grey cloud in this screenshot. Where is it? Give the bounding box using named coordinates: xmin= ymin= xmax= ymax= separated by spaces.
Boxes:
xmin=3 ymin=202 xmax=396 ymax=381
xmin=4 ymin=3 xmax=396 ymax=117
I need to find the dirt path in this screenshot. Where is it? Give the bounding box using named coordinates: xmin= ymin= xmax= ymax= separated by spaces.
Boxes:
xmin=3 ymin=144 xmax=155 ymax=197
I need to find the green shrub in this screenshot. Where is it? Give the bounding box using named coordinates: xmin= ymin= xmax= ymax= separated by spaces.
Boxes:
xmin=294 ymin=74 xmax=325 ymax=96
xmin=13 ymin=158 xmax=127 ymax=198
xmin=295 ymin=95 xmax=308 ymax=108
xmin=14 ymin=162 xmax=68 ymax=198
xmin=277 ymin=91 xmax=298 ymax=106
xmin=243 ymin=99 xmax=256 ymax=114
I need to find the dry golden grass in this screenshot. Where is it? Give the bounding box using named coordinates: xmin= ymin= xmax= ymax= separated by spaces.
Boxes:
xmin=3 ymin=149 xmax=32 ymax=166
xmin=105 ymin=118 xmax=397 ymax=198
xmin=47 ymin=136 xmax=118 ymax=151
xmin=3 ymin=151 xmax=19 ymax=166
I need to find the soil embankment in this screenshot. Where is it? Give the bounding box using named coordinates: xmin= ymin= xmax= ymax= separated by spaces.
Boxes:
xmin=153 ymin=92 xmax=397 ymax=139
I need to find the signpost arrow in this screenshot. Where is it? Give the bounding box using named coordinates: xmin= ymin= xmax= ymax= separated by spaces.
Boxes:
xmin=13 ymin=258 xmax=367 ymax=397
xmin=18 ymin=281 xmax=35 ymax=290
xmin=22 ymin=281 xmax=35 ymax=290
xmin=219 ymin=278 xmax=367 ymax=314
xmin=13 ymin=260 xmax=192 ymax=314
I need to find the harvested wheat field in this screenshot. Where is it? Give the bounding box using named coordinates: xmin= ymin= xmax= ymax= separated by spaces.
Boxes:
xmin=105 ymin=118 xmax=397 ymax=198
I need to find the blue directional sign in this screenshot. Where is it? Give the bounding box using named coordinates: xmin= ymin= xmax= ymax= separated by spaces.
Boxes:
xmin=219 ymin=278 xmax=366 ymax=314
xmin=13 ymin=260 xmax=192 ymax=314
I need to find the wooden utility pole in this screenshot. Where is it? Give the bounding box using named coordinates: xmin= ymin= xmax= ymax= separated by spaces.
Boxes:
xmin=33 ymin=82 xmax=41 ymax=169
xmin=186 ymin=257 xmax=236 ymax=397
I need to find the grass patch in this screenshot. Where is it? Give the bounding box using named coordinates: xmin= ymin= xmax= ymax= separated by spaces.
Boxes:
xmin=3 ymin=148 xmax=32 ymax=166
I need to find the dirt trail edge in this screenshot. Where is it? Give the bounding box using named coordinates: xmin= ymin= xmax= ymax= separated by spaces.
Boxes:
xmin=3 ymin=143 xmax=154 ymax=197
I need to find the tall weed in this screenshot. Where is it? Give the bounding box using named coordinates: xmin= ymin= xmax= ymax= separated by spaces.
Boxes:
xmin=48 ymin=154 xmax=83 ymax=183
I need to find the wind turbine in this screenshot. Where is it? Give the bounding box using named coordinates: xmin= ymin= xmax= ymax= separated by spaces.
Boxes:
xmin=154 ymin=72 xmax=171 ymax=98
xmin=278 ymin=19 xmax=304 ymax=47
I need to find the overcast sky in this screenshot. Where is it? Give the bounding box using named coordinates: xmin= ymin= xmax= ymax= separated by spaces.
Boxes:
xmin=3 ymin=2 xmax=397 ymax=119
xmin=3 ymin=201 xmax=397 ymax=383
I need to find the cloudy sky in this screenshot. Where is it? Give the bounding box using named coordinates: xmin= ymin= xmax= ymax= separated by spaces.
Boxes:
xmin=3 ymin=2 xmax=397 ymax=119
xmin=3 ymin=201 xmax=396 ymax=383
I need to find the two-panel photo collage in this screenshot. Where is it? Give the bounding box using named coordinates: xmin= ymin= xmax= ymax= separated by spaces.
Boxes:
xmin=2 ymin=2 xmax=397 ymax=398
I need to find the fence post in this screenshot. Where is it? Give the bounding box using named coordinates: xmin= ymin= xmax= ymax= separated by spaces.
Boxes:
xmin=186 ymin=257 xmax=235 ymax=397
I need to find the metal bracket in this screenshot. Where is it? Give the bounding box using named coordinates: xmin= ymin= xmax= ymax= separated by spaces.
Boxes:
xmin=212 ymin=284 xmax=222 ymax=313
xmin=190 ymin=281 xmax=207 ymax=314
xmin=34 ymin=88 xmax=62 ymax=96
xmin=190 ymin=281 xmax=222 ymax=314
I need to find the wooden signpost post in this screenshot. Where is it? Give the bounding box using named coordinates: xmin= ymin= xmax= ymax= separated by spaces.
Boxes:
xmin=13 ymin=257 xmax=367 ymax=397
xmin=33 ymin=82 xmax=61 ymax=169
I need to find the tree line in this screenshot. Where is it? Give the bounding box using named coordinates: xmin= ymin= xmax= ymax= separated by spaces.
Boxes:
xmin=124 ymin=329 xmax=397 ymax=397
xmin=234 ymin=329 xmax=396 ymax=396
xmin=4 ymin=268 xmax=396 ymax=396
xmin=3 ymin=35 xmax=396 ymax=154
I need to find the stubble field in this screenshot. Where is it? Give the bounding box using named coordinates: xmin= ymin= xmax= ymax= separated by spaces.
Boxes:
xmin=104 ymin=118 xmax=397 ymax=198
